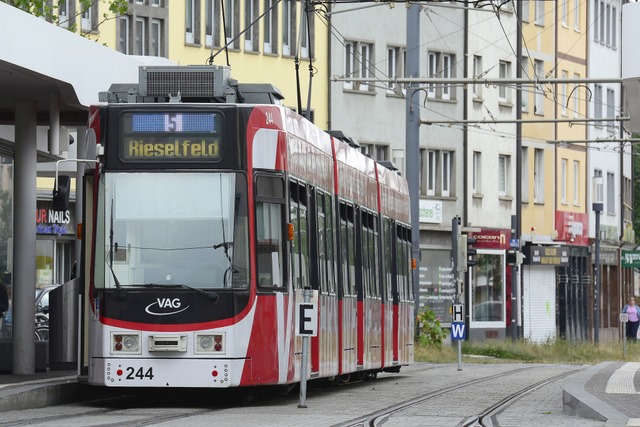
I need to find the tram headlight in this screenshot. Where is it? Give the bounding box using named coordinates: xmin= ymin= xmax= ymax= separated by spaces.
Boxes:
xmin=195 ymin=333 xmax=225 ymax=354
xmin=111 ymin=333 xmax=141 ymax=354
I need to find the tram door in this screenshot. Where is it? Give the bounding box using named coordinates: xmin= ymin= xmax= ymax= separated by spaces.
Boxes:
xmin=339 ymin=202 xmax=358 ymax=373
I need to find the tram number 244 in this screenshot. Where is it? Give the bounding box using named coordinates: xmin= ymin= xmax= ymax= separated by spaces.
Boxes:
xmin=124 ymin=366 xmax=154 ymax=380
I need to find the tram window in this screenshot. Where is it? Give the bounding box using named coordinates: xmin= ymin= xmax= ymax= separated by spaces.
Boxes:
xmin=325 ymin=194 xmax=335 ymax=294
xmin=396 ymin=225 xmax=406 ymax=301
xmin=317 ymin=192 xmax=328 ymax=294
xmin=361 ymin=210 xmax=380 ymax=299
xmin=290 ymin=180 xmax=309 ymax=290
xmin=383 ymin=218 xmax=393 ymax=302
xmin=339 ymin=202 xmax=356 ymax=297
xmin=255 ymin=175 xmax=285 ymax=289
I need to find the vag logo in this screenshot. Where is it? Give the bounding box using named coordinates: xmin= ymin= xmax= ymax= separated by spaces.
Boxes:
xmin=145 ymin=298 xmax=189 ymax=316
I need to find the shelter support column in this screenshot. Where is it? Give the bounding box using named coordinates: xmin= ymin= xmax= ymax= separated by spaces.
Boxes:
xmin=13 ymin=100 xmax=37 ymax=374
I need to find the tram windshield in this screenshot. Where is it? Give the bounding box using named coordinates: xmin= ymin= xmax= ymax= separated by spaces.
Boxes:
xmin=95 ymin=172 xmax=249 ymax=290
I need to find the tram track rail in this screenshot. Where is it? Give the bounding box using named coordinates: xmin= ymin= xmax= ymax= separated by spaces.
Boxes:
xmin=460 ymin=369 xmax=581 ymax=427
xmin=334 ymin=366 xmax=581 ymax=427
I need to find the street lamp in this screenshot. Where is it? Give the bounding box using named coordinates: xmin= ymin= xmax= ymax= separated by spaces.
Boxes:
xmin=592 ymin=175 xmax=604 ymax=343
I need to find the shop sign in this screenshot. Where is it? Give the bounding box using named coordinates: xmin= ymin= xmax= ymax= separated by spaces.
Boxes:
xmin=419 ymin=199 xmax=442 ymax=224
xmin=599 ymin=247 xmax=618 ymax=266
xmin=622 ymin=251 xmax=640 ymax=268
xmin=555 ymin=211 xmax=588 ymax=246
xmin=469 ymin=229 xmax=511 ymax=250
xmin=35 ymin=204 xmax=75 ymax=236
xmin=522 ymin=245 xmax=569 ymax=266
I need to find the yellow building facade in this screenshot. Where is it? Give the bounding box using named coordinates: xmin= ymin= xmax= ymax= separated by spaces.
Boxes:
xmin=520 ymin=0 xmax=558 ymax=241
xmin=555 ymin=0 xmax=588 ymax=237
xmin=82 ymin=0 xmax=329 ymax=129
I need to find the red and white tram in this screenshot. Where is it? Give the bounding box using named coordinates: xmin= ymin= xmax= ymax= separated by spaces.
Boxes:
xmin=77 ymin=66 xmax=414 ymax=388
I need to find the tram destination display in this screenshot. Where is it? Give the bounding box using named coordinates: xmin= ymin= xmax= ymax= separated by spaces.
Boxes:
xmin=120 ymin=112 xmax=222 ymax=162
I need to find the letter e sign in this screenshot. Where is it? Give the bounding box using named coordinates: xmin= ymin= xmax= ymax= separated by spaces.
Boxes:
xmin=296 ymin=302 xmax=318 ymax=336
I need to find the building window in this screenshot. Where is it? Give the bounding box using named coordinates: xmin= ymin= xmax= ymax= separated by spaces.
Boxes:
xmin=58 ymin=0 xmax=69 ymax=28
xmin=344 ymin=41 xmax=354 ymax=90
xmin=135 ymin=18 xmax=146 ymax=55
xmin=264 ymin=0 xmax=277 ymax=54
xmin=441 ymin=151 xmax=451 ymax=197
xmin=561 ymin=0 xmax=568 ymax=26
xmin=387 ymin=46 xmax=404 ymax=94
xmin=119 ymin=4 xmax=168 ymax=56
xmin=574 ymin=0 xmax=580 ymax=31
xmin=427 ymin=51 xmax=456 ymax=100
xmin=534 ymin=148 xmax=544 ymax=203
xmin=561 ymin=158 xmax=568 ymax=204
xmin=360 ymin=144 xmax=388 ymax=162
xmin=599 ymin=1 xmax=605 ymax=43
xmin=611 ymin=6 xmax=617 ymax=49
xmin=521 ymin=57 xmax=529 ymax=112
xmin=522 ymin=147 xmax=529 ymax=203
xmin=282 ymin=0 xmax=296 ymax=56
xmin=473 ymin=55 xmax=482 ymax=99
xmin=607 ymin=88 xmax=615 ymax=132
xmin=359 ymin=43 xmax=372 ymax=90
xmin=225 ymin=0 xmax=239 ymax=48
xmin=205 ymin=0 xmax=217 ymax=47
xmin=118 ymin=17 xmax=130 ymax=54
xmin=81 ymin=4 xmax=93 ymax=32
xmin=245 ymin=0 xmax=259 ymax=52
xmin=299 ymin=12 xmax=310 ymax=59
xmin=420 ymin=149 xmax=454 ymax=197
xmin=442 ymin=54 xmax=452 ymax=100
xmin=343 ymin=41 xmax=374 ymax=92
xmin=534 ymin=60 xmax=544 ymax=115
xmin=594 ymin=84 xmax=603 ymax=127
xmin=472 ymin=151 xmax=481 ymax=194
xmin=427 ymin=150 xmax=437 ymax=196
xmin=498 ymin=155 xmax=509 ymax=196
xmin=151 ymin=19 xmax=162 ymax=56
xmin=498 ymin=60 xmax=511 ymax=103
xmin=534 ymin=0 xmax=544 ymax=26
xmin=607 ymin=172 xmax=615 ymax=214
xmin=573 ymin=160 xmax=580 ymax=206
xmin=522 ymin=0 xmax=530 ymax=22
xmin=427 ymin=52 xmax=437 ymax=98
xmin=561 ymin=71 xmax=568 ymax=116
xmin=573 ymin=73 xmax=580 ymax=118
xmin=186 ymin=0 xmax=195 ymax=44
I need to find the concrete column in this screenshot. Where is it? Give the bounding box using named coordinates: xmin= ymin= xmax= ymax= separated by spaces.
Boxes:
xmin=13 ymin=100 xmax=37 ymax=375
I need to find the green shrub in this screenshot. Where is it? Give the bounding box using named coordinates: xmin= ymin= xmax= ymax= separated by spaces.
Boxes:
xmin=415 ymin=308 xmax=448 ymax=348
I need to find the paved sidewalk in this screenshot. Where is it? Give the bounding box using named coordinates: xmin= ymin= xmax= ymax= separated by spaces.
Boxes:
xmin=0 ymin=362 xmax=638 ymax=426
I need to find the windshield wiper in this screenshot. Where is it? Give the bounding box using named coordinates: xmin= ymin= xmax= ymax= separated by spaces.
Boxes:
xmin=108 ymin=199 xmax=124 ymax=298
xmin=142 ymin=283 xmax=219 ymax=304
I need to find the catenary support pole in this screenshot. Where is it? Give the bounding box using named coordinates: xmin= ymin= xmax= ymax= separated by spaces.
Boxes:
xmin=406 ymin=0 xmax=420 ymax=314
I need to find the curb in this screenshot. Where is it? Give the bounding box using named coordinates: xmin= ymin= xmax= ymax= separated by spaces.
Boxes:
xmin=562 ymin=362 xmax=629 ymax=427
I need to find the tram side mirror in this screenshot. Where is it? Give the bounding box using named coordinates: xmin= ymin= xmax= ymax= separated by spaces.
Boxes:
xmin=52 ymin=175 xmax=70 ymax=211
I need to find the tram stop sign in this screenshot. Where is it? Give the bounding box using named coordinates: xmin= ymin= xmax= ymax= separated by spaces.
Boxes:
xmin=296 ymin=302 xmax=318 ymax=336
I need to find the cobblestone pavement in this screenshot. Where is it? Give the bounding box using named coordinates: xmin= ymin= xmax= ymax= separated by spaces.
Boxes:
xmin=0 ymin=363 xmax=632 ymax=426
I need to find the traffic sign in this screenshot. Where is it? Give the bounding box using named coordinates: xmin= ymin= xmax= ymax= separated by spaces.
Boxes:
xmin=451 ymin=322 xmax=466 ymax=340
xmin=510 ymin=238 xmax=519 ymax=249
xmin=296 ymin=302 xmax=318 ymax=336
xmin=452 ymin=304 xmax=464 ymax=323
xmin=620 ymin=313 xmax=629 ymax=323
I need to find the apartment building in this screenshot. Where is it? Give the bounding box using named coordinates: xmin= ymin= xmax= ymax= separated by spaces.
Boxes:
xmin=329 ymin=2 xmax=466 ymax=329
xmin=587 ymin=0 xmax=632 ymax=341
xmin=77 ymin=0 xmax=329 ymax=128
